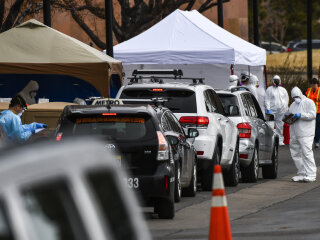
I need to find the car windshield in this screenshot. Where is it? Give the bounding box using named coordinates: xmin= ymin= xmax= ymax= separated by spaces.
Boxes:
xmin=64 ymin=115 xmax=156 ymax=142
xmin=120 ymin=89 xmax=197 ymax=113
xmin=87 ymin=170 xmax=137 ymax=240
xmin=0 ymin=201 xmax=14 ymax=240
xmin=218 ymin=94 xmax=240 ymax=116
xmin=22 ymin=181 xmax=88 ymax=240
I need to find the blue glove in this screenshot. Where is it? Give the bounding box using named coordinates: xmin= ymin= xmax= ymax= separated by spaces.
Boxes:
xmin=266 ymin=110 xmax=272 ymax=115
xmin=292 ymin=113 xmax=301 ymax=119
xmin=30 ymin=129 xmax=36 ymax=134
xmin=35 ymin=123 xmax=48 ymax=129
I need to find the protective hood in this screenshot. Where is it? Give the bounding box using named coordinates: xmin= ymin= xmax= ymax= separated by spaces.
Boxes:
xmin=291 ymin=86 xmax=304 ymax=99
xmin=18 ymin=80 xmax=39 ymax=105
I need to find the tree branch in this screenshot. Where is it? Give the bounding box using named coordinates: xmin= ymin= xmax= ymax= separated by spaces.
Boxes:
xmin=1 ymin=0 xmax=25 ymax=32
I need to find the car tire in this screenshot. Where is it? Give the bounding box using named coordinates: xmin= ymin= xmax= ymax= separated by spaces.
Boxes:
xmin=174 ymin=161 xmax=182 ymax=202
xmin=262 ymin=143 xmax=278 ymax=179
xmin=182 ymin=158 xmax=197 ymax=197
xmin=241 ymin=144 xmax=259 ymax=183
xmin=202 ymin=144 xmax=221 ymax=191
xmin=157 ymin=198 xmax=175 ymax=219
xmin=224 ymin=140 xmax=240 ymax=186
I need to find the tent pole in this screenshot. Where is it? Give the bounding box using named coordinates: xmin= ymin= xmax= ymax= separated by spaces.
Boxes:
xmin=230 ymin=64 xmax=234 ymax=75
xmin=43 ymin=0 xmax=51 ymax=27
xmin=264 ymin=66 xmax=268 ymax=88
xmin=218 ymin=0 xmax=224 ymax=28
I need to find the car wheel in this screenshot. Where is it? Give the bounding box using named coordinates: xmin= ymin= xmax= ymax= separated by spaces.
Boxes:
xmin=224 ymin=140 xmax=240 ymax=186
xmin=202 ymin=144 xmax=221 ymax=191
xmin=157 ymin=198 xmax=175 ymax=219
xmin=241 ymin=144 xmax=259 ymax=183
xmin=182 ymin=158 xmax=197 ymax=197
xmin=174 ymin=161 xmax=182 ymax=202
xmin=262 ymin=143 xmax=278 ymax=179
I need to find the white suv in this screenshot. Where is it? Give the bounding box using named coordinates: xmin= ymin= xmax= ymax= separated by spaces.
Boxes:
xmin=116 ymin=70 xmax=240 ymax=189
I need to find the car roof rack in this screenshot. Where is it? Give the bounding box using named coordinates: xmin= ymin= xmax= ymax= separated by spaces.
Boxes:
xmin=128 ymin=69 xmax=205 ymax=85
xmin=230 ymin=86 xmax=250 ymax=93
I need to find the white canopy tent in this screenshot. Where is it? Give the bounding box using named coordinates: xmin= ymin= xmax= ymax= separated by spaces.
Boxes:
xmin=114 ymin=9 xmax=267 ymax=90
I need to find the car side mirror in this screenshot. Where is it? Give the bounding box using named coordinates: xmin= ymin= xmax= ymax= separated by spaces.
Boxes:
xmin=187 ymin=128 xmax=199 ymax=138
xmin=166 ymin=135 xmax=179 ymax=146
xmin=228 ymin=105 xmax=239 ymax=116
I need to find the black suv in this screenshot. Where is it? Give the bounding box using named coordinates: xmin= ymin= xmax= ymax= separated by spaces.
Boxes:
xmin=55 ymin=103 xmax=198 ymax=219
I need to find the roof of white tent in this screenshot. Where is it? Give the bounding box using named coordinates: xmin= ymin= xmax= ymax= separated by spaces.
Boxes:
xmin=114 ymin=9 xmax=266 ymax=66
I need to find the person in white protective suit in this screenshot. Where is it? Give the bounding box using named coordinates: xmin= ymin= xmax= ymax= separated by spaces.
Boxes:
xmin=265 ymin=75 xmax=289 ymax=145
xmin=240 ymin=72 xmax=258 ymax=99
xmin=251 ymin=75 xmax=266 ymax=115
xmin=228 ymin=75 xmax=239 ymax=89
xmin=289 ymin=87 xmax=317 ymax=182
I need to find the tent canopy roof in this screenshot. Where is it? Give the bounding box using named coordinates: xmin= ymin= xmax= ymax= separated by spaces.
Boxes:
xmin=114 ymin=9 xmax=266 ymax=66
xmin=0 ymin=19 xmax=121 ymax=64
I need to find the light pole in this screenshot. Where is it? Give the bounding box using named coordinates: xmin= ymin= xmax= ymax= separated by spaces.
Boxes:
xmin=253 ymin=0 xmax=259 ymax=46
xmin=217 ymin=0 xmax=224 ymax=28
xmin=105 ymin=0 xmax=114 ymax=57
xmin=307 ymin=0 xmax=312 ymax=81
xmin=43 ymin=0 xmax=51 ymax=27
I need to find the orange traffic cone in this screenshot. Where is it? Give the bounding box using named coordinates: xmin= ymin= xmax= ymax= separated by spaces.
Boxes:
xmin=209 ymin=165 xmax=232 ymax=240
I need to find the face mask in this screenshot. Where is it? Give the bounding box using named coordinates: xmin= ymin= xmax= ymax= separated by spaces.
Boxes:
xmin=273 ymin=79 xmax=280 ymax=86
xmin=294 ymin=98 xmax=301 ymax=104
xmin=18 ymin=110 xmax=25 ymax=117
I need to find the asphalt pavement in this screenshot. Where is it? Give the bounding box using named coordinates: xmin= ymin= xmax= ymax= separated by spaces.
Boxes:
xmin=149 ymin=145 xmax=320 ymax=240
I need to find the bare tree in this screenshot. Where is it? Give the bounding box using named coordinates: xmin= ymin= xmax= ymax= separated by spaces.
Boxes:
xmin=0 ymin=0 xmax=44 ymax=32
xmin=53 ymin=0 xmax=230 ymax=49
xmin=2 ymin=0 xmax=230 ymax=49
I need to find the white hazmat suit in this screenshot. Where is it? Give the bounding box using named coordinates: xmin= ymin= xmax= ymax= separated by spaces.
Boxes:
xmin=289 ymin=87 xmax=317 ymax=182
xmin=265 ymin=76 xmax=289 ymax=144
xmin=228 ymin=75 xmax=239 ymax=89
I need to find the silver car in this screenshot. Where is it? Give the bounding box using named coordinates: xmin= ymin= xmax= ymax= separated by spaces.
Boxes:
xmin=217 ymin=87 xmax=279 ymax=182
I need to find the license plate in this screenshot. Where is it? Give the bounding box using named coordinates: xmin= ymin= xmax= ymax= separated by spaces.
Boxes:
xmin=116 ymin=155 xmax=121 ymax=167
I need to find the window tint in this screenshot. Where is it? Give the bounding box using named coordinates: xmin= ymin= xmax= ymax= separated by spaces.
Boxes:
xmin=165 ymin=112 xmax=184 ymax=134
xmin=61 ymin=115 xmax=157 ymax=142
xmin=210 ymin=90 xmax=227 ymax=115
xmin=203 ymin=91 xmax=214 ymax=112
xmin=87 ymin=170 xmax=137 ymax=240
xmin=218 ymin=94 xmax=240 ymax=116
xmin=249 ymin=94 xmax=265 ymax=120
xmin=241 ymin=94 xmax=251 ymax=116
xmin=245 ymin=94 xmax=258 ymax=118
xmin=120 ymin=89 xmax=197 ymax=113
xmin=23 ymin=181 xmax=88 ymax=240
xmin=205 ymin=90 xmax=218 ymax=112
xmin=0 ymin=201 xmax=15 ymax=240
xmin=161 ymin=114 xmax=171 ymax=132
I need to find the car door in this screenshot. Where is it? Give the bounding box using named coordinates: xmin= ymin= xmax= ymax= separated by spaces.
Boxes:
xmin=206 ymin=89 xmax=234 ymax=160
xmin=165 ymin=111 xmax=193 ymax=184
xmin=250 ymin=94 xmax=274 ymax=159
xmin=244 ymin=93 xmax=270 ymax=160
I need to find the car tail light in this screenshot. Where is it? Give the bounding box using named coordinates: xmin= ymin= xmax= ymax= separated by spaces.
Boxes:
xmin=240 ymin=154 xmax=248 ymax=159
xmin=237 ymin=123 xmax=251 ymax=138
xmin=56 ymin=132 xmax=63 ymax=141
xmin=157 ymin=131 xmax=169 ymax=160
xmin=179 ymin=116 xmax=209 ymax=127
xmin=102 ymin=113 xmax=117 ymax=116
xmin=152 ymin=88 xmax=164 ymax=92
xmin=197 ymin=151 xmax=204 ymax=155
xmin=286 ymin=48 xmax=293 ymax=52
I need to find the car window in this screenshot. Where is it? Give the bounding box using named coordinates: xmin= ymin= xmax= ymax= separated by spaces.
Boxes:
xmin=210 ymin=90 xmax=227 ymax=115
xmin=240 ymin=94 xmax=251 ymax=116
xmin=205 ymin=90 xmax=219 ymax=113
xmin=165 ymin=112 xmax=183 ymax=134
xmin=313 ymin=42 xmax=320 ymax=49
xmin=218 ymin=94 xmax=240 ymax=116
xmin=244 ymin=94 xmax=258 ymax=118
xmin=203 ymin=90 xmax=215 ymax=112
xmin=22 ymin=181 xmax=88 ymax=240
xmin=297 ymin=43 xmax=307 ymax=49
xmin=120 ymin=89 xmax=197 ymax=113
xmin=87 ymin=170 xmax=137 ymax=240
xmin=249 ymin=94 xmax=265 ymax=120
xmin=61 ymin=114 xmax=156 ymax=142
xmin=0 ymin=200 xmax=15 ymax=240
xmin=161 ymin=113 xmax=172 ymax=132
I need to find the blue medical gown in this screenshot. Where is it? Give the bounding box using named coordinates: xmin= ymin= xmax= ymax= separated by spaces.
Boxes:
xmin=0 ymin=110 xmax=36 ymax=144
